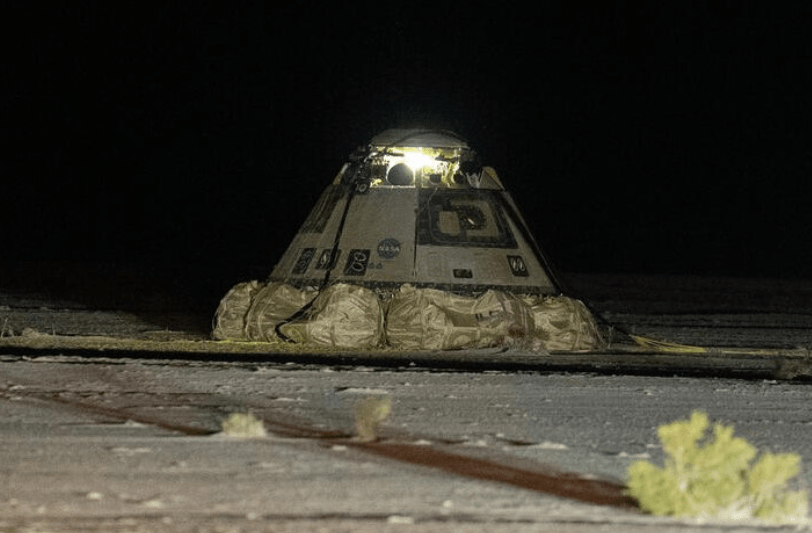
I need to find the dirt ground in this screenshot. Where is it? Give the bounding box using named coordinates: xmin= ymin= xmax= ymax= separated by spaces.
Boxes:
xmin=1 ymin=264 xmax=811 ymax=532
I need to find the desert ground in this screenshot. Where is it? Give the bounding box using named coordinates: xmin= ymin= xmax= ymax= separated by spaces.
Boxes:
xmin=1 ymin=263 xmax=811 ymax=532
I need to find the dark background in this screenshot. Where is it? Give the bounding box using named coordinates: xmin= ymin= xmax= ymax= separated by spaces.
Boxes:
xmin=3 ymin=3 xmax=811 ymax=309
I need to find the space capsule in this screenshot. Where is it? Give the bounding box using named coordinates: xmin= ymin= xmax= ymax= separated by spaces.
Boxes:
xmin=213 ymin=129 xmax=604 ymax=351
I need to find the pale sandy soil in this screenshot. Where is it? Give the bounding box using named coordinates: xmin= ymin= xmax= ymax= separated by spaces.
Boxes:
xmin=1 ymin=265 xmax=811 ymax=532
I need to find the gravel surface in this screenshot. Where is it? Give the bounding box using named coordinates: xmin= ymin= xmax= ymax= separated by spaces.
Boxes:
xmin=1 ymin=268 xmax=811 ymax=532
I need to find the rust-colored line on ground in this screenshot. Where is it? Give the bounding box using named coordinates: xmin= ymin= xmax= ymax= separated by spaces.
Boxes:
xmin=6 ymin=389 xmax=639 ymax=511
xmin=244 ymin=403 xmax=638 ymax=510
xmin=10 ymin=391 xmax=215 ymax=436
xmin=351 ymin=440 xmax=638 ymax=509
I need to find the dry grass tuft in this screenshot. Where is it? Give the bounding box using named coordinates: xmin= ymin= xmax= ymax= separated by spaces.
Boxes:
xmin=220 ymin=412 xmax=267 ymax=438
xmin=354 ymin=396 xmax=392 ymax=442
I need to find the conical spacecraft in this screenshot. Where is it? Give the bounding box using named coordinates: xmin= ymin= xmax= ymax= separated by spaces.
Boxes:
xmin=269 ymin=128 xmax=561 ymax=295
xmin=214 ymin=129 xmax=604 ymax=351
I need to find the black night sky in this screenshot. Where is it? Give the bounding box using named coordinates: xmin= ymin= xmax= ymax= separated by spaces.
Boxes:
xmin=4 ymin=3 xmax=812 ymax=298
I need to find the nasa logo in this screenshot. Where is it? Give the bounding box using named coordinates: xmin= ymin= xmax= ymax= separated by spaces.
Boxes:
xmin=377 ymin=238 xmax=401 ymax=259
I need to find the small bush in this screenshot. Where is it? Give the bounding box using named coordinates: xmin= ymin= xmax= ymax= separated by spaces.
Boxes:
xmin=220 ymin=412 xmax=267 ymax=438
xmin=354 ymin=396 xmax=392 ymax=442
xmin=627 ymin=411 xmax=808 ymax=524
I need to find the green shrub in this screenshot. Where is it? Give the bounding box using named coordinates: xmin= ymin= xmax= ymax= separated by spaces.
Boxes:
xmin=627 ymin=411 xmax=808 ymax=524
